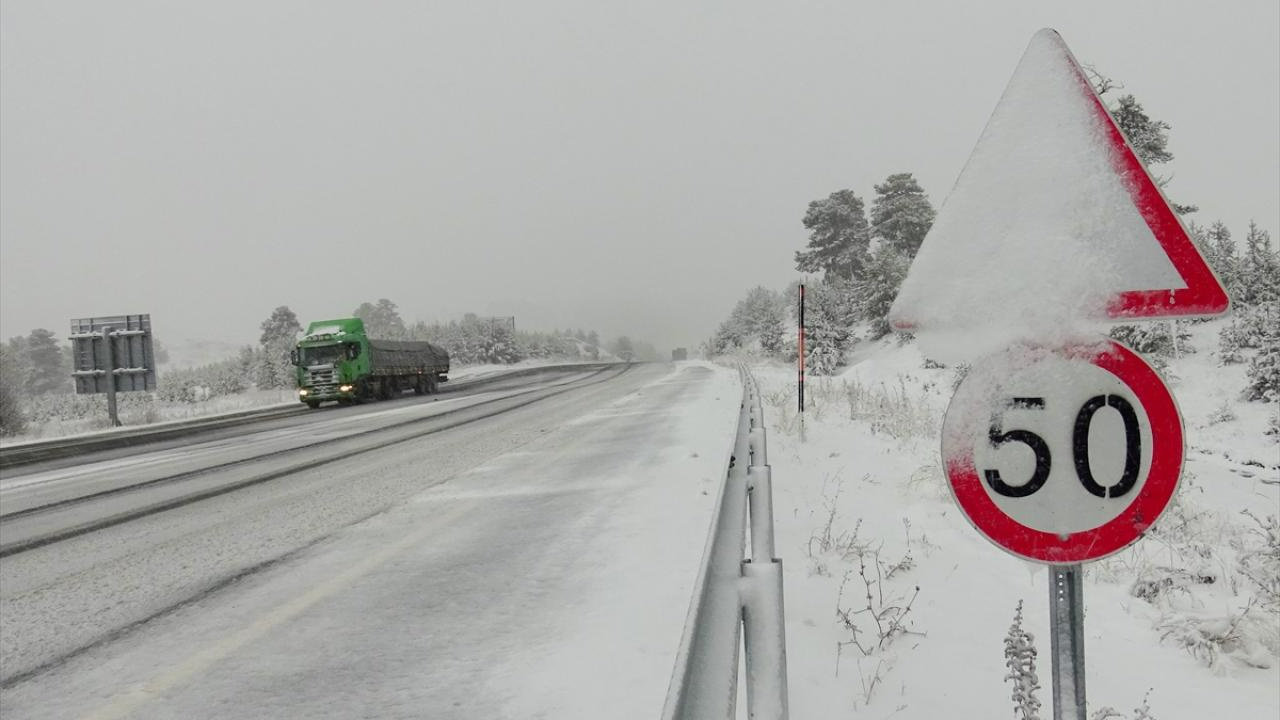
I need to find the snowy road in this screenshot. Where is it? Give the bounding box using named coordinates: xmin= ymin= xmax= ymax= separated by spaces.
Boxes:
xmin=0 ymin=362 xmax=741 ymax=719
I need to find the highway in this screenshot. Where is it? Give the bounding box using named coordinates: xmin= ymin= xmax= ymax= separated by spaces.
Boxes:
xmin=0 ymin=362 xmax=740 ymax=720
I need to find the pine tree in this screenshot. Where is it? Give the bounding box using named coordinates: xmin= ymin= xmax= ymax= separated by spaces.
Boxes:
xmin=610 ymin=336 xmax=635 ymax=361
xmin=1099 ymin=86 xmax=1196 ymax=214
xmin=794 ymin=190 xmax=871 ymax=281
xmin=0 ymin=344 xmax=27 ymax=436
xmin=1111 ymin=95 xmax=1173 ymax=166
xmin=804 ymin=280 xmax=858 ymax=375
xmin=1202 ymin=221 xmax=1241 ymax=299
xmin=869 ymin=173 xmax=936 ymax=257
xmin=259 ymin=305 xmax=302 ymax=346
xmin=353 ymin=299 xmax=407 ymax=339
xmin=24 ymin=329 xmax=68 ymax=395
xmin=1240 ymin=221 xmax=1280 ymax=305
xmin=856 ymin=246 xmax=913 ymax=339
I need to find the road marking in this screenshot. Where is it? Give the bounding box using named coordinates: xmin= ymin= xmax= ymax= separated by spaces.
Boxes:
xmin=81 ymin=503 xmax=469 ymax=720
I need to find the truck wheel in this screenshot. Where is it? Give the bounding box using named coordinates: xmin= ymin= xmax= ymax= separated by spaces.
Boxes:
xmin=414 ymin=377 xmax=425 ymax=395
xmin=306 ymin=401 xmax=321 ymax=409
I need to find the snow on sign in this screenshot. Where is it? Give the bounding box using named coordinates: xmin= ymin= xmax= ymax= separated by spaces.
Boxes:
xmin=889 ymin=28 xmax=1229 ymax=334
xmin=941 ymin=337 xmax=1183 ymax=563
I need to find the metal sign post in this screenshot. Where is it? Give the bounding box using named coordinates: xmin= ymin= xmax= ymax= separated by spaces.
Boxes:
xmin=1049 ymin=565 xmax=1087 ymax=720
xmin=101 ymin=330 xmax=120 ymax=427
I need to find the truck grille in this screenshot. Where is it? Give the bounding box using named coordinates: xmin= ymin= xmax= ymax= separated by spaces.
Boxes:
xmin=308 ymin=367 xmax=335 ymax=385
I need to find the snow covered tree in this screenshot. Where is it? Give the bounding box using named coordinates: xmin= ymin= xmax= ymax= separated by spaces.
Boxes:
xmin=0 ymin=344 xmax=26 ymax=436
xmin=708 ymin=286 xmax=788 ymax=356
xmin=1239 ymin=222 xmax=1280 ymax=305
xmin=1192 ymin=221 xmax=1240 ymax=299
xmin=804 ymin=280 xmax=859 ymax=375
xmin=1092 ymin=73 xmax=1195 ymax=215
xmin=1220 ymin=300 xmax=1278 ymax=363
xmin=1245 ymin=347 xmax=1279 ymax=402
xmin=20 ymin=329 xmax=69 ymax=396
xmin=1110 ymin=95 xmax=1173 ymax=167
xmin=794 ymin=190 xmax=871 ymax=281
xmin=855 ymin=245 xmax=913 ymax=339
xmin=259 ymin=305 xmax=302 ymax=347
xmin=353 ymin=298 xmax=407 ymax=339
xmin=1109 ymin=323 xmax=1188 ymax=370
xmin=855 ymin=172 xmax=935 ymax=337
xmin=869 ymin=173 xmax=936 ymax=257
xmin=151 ymin=337 xmax=172 ymax=366
xmin=610 ymin=336 xmax=635 ymax=361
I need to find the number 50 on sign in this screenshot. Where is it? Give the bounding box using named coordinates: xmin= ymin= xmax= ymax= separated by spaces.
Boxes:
xmin=942 ymin=338 xmax=1184 ymax=564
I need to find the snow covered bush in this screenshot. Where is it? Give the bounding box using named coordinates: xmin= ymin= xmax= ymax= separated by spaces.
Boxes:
xmin=843 ymin=375 xmax=937 ymax=439
xmin=1109 ymin=322 xmax=1189 ymax=369
xmin=1004 ymin=600 xmax=1042 ymax=720
xmin=1156 ymin=603 xmax=1272 ymax=670
xmin=1091 ymin=690 xmax=1158 ymax=720
xmin=1244 ymin=347 xmax=1279 ymax=402
xmin=1206 ymin=401 xmax=1237 ymax=425
xmin=0 ymin=375 xmax=24 ymax=437
xmin=1238 ymin=511 xmax=1280 ymax=616
xmin=1219 ymin=301 xmax=1278 ymax=365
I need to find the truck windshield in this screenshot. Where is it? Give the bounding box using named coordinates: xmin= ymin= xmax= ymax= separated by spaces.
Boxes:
xmin=300 ymin=344 xmax=343 ymax=365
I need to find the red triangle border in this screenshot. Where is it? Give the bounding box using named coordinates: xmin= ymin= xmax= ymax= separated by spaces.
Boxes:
xmin=1055 ymin=33 xmax=1230 ymax=320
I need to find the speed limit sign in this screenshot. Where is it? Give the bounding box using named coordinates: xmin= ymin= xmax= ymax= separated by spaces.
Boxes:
xmin=942 ymin=337 xmax=1184 ymax=563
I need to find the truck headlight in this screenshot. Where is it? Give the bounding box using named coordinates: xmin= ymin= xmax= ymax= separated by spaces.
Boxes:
xmin=299 ymin=389 xmax=309 ymax=396
xmin=339 ymin=384 xmax=354 ymax=392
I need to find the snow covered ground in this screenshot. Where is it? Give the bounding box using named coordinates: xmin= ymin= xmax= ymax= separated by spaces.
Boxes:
xmin=750 ymin=318 xmax=1278 ymax=719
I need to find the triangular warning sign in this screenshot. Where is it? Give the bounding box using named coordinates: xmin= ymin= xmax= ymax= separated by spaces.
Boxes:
xmin=890 ymin=29 xmax=1229 ymax=333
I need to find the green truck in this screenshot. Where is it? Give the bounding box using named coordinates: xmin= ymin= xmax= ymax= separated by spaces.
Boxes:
xmin=291 ymin=318 xmax=450 ymax=408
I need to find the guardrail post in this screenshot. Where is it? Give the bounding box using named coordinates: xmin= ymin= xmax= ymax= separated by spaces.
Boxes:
xmin=742 ymin=559 xmax=789 ymax=720
xmin=747 ymin=465 xmax=775 ymax=563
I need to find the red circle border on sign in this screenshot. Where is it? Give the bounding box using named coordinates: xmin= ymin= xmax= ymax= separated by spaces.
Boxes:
xmin=945 ymin=339 xmax=1184 ymax=564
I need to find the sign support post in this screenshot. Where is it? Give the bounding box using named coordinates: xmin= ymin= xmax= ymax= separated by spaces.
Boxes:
xmin=102 ymin=330 xmax=121 ymax=427
xmin=1049 ymin=564 xmax=1086 ymax=720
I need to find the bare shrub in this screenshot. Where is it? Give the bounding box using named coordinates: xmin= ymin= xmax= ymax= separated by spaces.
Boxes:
xmin=1004 ymin=600 xmax=1042 ymax=720
xmin=843 ymin=374 xmax=938 ymax=439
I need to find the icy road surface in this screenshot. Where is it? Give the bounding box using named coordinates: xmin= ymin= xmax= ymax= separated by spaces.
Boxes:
xmin=0 ymin=362 xmax=741 ymax=719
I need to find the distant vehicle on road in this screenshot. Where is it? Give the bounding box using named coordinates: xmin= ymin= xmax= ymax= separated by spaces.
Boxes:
xmin=291 ymin=317 xmax=449 ymax=408
xmin=671 ymin=347 xmax=688 ymax=361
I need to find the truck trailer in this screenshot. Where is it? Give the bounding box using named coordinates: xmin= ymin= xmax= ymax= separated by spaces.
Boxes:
xmin=291 ymin=317 xmax=449 ymax=408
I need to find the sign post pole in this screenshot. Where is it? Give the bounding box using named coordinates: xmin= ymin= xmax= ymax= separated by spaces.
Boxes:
xmin=1049 ymin=564 xmax=1086 ymax=720
xmin=102 ymin=330 xmax=121 ymax=427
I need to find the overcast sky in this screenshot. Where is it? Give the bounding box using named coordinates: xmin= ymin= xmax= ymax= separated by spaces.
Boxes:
xmin=2 ymin=1 xmax=1277 ymax=354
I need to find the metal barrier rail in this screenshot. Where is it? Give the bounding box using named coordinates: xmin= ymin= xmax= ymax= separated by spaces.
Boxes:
xmin=0 ymin=363 xmax=620 ymax=472
xmin=663 ymin=365 xmax=789 ymax=720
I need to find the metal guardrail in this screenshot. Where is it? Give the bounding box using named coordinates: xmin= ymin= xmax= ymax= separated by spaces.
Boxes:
xmin=0 ymin=404 xmax=304 ymax=472
xmin=0 ymin=363 xmax=622 ymax=472
xmin=663 ymin=365 xmax=789 ymax=720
